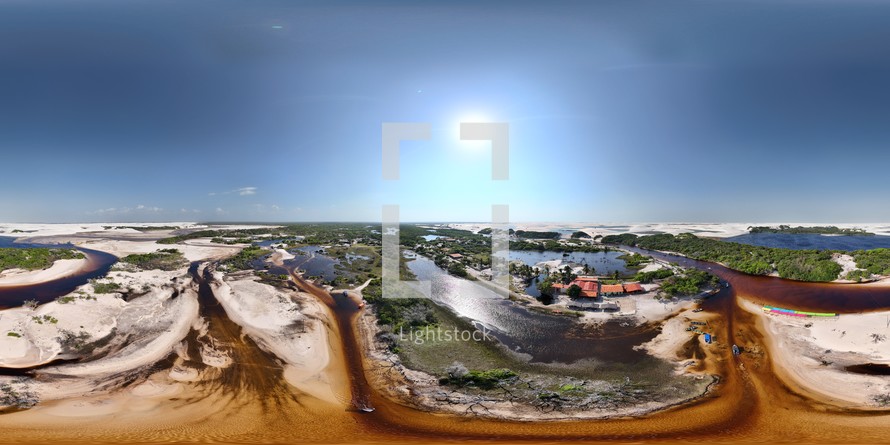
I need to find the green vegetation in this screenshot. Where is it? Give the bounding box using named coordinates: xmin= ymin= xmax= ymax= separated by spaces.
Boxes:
xmin=325 ymin=244 xmax=382 ymax=287
xmin=513 ymin=230 xmax=560 ymax=240
xmin=6 ymin=332 xmax=21 ymax=338
xmin=605 ymin=233 xmax=845 ymax=282
xmin=221 ymin=245 xmax=268 ymax=270
xmin=447 ymin=261 xmax=469 ymax=278
xmin=845 ymin=269 xmax=872 ymax=282
xmin=509 ymin=262 xmax=539 ymax=281
xmin=159 ymin=226 xmax=384 ymax=278
xmin=659 ymin=269 xmax=718 ymax=297
xmin=158 ymin=227 xmax=279 ymax=244
xmin=0 ymin=248 xmax=83 ymax=272
xmin=211 ymin=237 xmax=253 ymax=245
xmin=89 ymin=279 xmax=122 ymax=294
xmin=31 ymin=315 xmax=58 ymax=325
xmin=56 ymin=292 xmax=96 ymax=303
xmin=559 ymin=383 xmax=583 ymax=392
xmin=398 ymin=225 xmax=473 ymax=245
xmin=566 ymin=284 xmax=582 ymax=298
xmin=510 ymin=239 xmax=605 ymax=253
xmin=121 ymin=249 xmax=187 ymax=271
xmin=600 ymin=233 xmax=640 ymax=246
xmin=749 ymin=225 xmax=874 ymax=236
xmin=536 ymin=278 xmax=554 ymax=297
xmin=774 ymin=254 xmax=843 ymax=282
xmin=851 ymin=248 xmax=890 ymax=276
xmin=618 ymin=253 xmax=651 ymax=267
xmin=362 ymin=279 xmax=436 ymax=333
xmin=570 ymin=231 xmax=591 ymax=239
xmin=440 ymin=368 xmax=518 ymax=389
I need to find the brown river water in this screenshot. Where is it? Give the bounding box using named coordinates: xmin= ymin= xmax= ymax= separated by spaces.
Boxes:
xmin=0 ymin=250 xmax=888 ymax=443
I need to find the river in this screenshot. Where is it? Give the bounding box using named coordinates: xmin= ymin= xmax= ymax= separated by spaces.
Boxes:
xmin=0 ymin=246 xmax=117 ymax=308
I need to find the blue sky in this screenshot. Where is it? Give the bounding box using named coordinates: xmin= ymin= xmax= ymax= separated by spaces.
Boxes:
xmin=2 ymin=0 xmax=890 ymax=223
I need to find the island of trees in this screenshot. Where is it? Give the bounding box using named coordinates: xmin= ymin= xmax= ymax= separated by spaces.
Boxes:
xmin=512 ymin=230 xmax=561 ymax=240
xmin=748 ymin=225 xmax=875 ymax=236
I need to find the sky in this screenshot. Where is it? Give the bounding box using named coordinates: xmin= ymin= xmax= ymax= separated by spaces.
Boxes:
xmin=2 ymin=0 xmax=890 ymax=223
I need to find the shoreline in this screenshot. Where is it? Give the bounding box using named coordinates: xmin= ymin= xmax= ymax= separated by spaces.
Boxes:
xmin=0 ymin=258 xmax=90 ymax=288
xmin=355 ymin=297 xmax=718 ymax=421
xmin=739 ymin=298 xmax=890 ymax=408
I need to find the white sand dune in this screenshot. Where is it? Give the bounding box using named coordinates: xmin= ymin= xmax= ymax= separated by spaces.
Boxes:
xmin=0 ymin=268 xmax=198 ymax=376
xmin=209 ymin=270 xmax=342 ymax=405
xmin=740 ymin=299 xmax=890 ymax=407
xmin=0 ymin=258 xmax=89 ymax=287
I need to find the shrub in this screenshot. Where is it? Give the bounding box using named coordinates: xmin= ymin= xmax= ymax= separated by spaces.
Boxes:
xmin=440 ymin=368 xmax=517 ymax=389
xmin=121 ymin=249 xmax=187 ymax=271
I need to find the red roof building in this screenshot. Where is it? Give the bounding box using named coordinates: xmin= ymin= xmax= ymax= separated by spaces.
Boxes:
xmin=554 ymin=276 xmax=599 ymax=298
xmin=623 ymin=283 xmax=644 ymax=293
xmin=600 ymin=284 xmax=624 ymax=295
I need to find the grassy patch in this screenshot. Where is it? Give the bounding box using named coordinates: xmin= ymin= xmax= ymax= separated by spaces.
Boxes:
xmin=0 ymin=248 xmax=83 ymax=272
xmin=440 ymin=368 xmax=518 ymax=389
xmin=30 ymin=315 xmax=58 ymax=325
xmin=221 ymin=245 xmax=269 ymax=270
xmin=121 ymin=248 xmax=188 ymax=271
xmin=90 ymin=279 xmax=122 ymax=294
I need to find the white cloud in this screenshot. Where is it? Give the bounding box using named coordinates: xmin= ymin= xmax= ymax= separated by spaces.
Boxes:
xmin=208 ymin=187 xmax=258 ymax=197
xmin=90 ymin=205 xmax=162 ymax=215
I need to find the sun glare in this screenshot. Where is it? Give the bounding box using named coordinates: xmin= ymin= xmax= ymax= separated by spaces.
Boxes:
xmin=452 ymin=110 xmax=497 ymax=146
